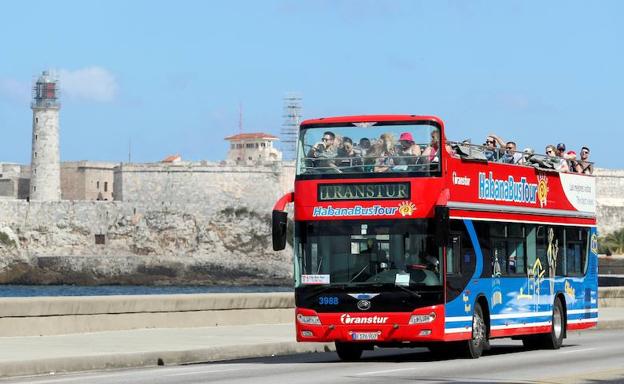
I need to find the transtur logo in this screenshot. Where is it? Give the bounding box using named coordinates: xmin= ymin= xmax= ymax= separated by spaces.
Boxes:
xmin=452 ymin=172 xmax=471 ymax=186
xmin=340 ymin=314 xmax=389 ymax=324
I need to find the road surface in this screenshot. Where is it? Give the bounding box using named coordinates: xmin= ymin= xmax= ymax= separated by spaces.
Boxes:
xmin=2 ymin=329 xmax=623 ymax=384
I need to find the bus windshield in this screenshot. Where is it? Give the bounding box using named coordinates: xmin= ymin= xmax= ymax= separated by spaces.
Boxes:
xmin=295 ymin=219 xmax=442 ymax=288
xmin=297 ymin=122 xmax=441 ymax=176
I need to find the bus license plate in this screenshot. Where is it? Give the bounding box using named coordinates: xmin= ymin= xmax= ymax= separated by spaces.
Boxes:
xmin=352 ymin=332 xmax=379 ymax=341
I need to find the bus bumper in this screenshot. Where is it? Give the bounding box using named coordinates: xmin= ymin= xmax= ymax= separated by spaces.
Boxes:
xmin=295 ymin=305 xmax=446 ymax=343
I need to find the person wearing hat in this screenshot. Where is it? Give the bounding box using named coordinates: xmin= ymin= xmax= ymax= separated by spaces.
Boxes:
xmin=556 ymin=143 xmax=567 ymax=158
xmin=395 ymin=132 xmax=421 ymax=166
xmin=546 ymin=144 xmax=569 ymax=172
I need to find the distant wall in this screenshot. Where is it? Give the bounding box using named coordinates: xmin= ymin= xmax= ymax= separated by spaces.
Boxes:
xmin=113 ymin=162 xmax=295 ymax=209
xmin=595 ymin=168 xmax=624 ymax=234
xmin=61 ymin=162 xmax=117 ymax=201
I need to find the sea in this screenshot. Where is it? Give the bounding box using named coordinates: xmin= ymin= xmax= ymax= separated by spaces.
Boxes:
xmin=0 ymin=285 xmax=292 ymax=297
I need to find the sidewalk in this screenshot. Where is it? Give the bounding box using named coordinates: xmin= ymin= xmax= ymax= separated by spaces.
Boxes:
xmin=1 ymin=308 xmax=623 ymax=378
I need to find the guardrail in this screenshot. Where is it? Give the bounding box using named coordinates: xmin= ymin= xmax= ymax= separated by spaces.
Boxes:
xmin=0 ymin=289 xmax=621 ymax=337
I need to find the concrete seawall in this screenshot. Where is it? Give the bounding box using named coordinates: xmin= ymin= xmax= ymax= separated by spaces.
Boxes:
xmin=0 ymin=292 xmax=294 ymax=337
xmin=1 ymin=289 xmax=622 ymax=337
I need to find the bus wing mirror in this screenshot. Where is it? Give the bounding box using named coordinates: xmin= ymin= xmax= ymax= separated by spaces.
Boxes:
xmin=435 ymin=206 xmax=449 ymax=246
xmin=272 ymin=210 xmax=288 ymax=251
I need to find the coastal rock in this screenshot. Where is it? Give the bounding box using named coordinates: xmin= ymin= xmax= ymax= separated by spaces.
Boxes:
xmin=0 ymin=200 xmax=292 ymax=286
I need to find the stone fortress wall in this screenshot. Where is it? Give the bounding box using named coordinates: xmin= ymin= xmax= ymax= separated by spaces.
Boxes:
xmin=0 ymin=162 xmax=622 ymax=286
xmin=0 ymin=163 xmax=296 ymax=285
xmin=113 ymin=162 xmax=295 ymax=207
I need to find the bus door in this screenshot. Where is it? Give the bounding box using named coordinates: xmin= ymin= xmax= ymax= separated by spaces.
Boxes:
xmin=445 ymin=221 xmax=477 ymax=308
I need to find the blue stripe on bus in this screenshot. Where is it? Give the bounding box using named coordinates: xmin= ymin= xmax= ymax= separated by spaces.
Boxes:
xmin=463 ymin=219 xmax=483 ymax=279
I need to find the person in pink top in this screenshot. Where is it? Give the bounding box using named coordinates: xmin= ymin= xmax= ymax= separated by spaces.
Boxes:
xmin=423 ymin=130 xmax=452 ymax=163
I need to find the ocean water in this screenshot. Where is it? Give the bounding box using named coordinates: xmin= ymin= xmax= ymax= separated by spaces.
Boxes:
xmin=0 ymin=284 xmax=292 ymax=297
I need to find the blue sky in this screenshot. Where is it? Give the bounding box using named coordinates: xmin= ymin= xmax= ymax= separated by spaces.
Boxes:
xmin=1 ymin=1 xmax=622 ymax=167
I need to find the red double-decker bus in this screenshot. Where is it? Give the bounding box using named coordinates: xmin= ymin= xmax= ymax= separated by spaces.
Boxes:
xmin=272 ymin=115 xmax=597 ymax=360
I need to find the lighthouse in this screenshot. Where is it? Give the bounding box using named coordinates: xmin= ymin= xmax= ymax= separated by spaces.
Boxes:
xmin=30 ymin=71 xmax=61 ymax=201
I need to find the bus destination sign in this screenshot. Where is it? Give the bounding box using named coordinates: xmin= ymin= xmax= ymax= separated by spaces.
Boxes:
xmin=318 ymin=182 xmax=410 ymax=201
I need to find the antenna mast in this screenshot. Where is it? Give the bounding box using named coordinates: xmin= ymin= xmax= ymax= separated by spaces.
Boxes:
xmin=281 ymin=93 xmax=302 ymax=161
xmin=238 ymin=101 xmax=244 ymax=163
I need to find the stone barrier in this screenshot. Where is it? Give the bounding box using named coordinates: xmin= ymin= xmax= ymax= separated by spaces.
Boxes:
xmin=0 ymin=292 xmax=294 ymax=337
xmin=0 ymin=289 xmax=621 ymax=337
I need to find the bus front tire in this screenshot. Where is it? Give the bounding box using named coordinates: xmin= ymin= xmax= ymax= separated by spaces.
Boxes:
xmin=460 ymin=303 xmax=486 ymax=359
xmin=335 ymin=342 xmax=364 ymax=361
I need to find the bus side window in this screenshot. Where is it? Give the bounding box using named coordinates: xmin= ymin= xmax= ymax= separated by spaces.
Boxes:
xmin=565 ymin=227 xmax=588 ymax=276
xmin=526 ymin=224 xmax=537 ymax=270
xmin=536 ymin=226 xmax=548 ymax=271
xmin=447 ymin=233 xmax=461 ymax=275
xmin=507 ymin=223 xmax=526 ymax=275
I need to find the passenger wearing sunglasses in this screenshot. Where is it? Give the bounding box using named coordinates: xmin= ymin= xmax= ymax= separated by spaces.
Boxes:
xmin=575 ymin=146 xmax=593 ymax=174
xmin=483 ymin=135 xmax=500 ymax=161
xmin=545 ymin=144 xmax=569 ymax=172
xmin=500 ymin=141 xmax=522 ymax=165
xmin=307 ymin=131 xmax=340 ymax=172
xmin=484 ymin=134 xmax=509 ymax=162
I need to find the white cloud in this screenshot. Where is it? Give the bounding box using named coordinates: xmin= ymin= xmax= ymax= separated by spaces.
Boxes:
xmin=0 ymin=77 xmax=30 ymax=103
xmin=59 ymin=66 xmax=119 ymax=102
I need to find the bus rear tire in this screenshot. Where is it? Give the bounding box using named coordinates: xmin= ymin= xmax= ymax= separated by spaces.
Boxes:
xmin=459 ymin=303 xmax=486 ymax=359
xmin=335 ymin=342 xmax=364 ymax=361
xmin=522 ymin=298 xmax=565 ymax=350
xmin=541 ymin=298 xmax=565 ymax=349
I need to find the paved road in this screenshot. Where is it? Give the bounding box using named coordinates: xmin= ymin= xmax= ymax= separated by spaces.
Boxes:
xmin=2 ymin=330 xmax=623 ymax=384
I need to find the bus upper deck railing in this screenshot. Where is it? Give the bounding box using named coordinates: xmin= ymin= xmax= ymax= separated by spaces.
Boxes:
xmin=298 ymin=142 xmax=594 ymax=175
xmin=448 ymin=141 xmax=594 ymax=174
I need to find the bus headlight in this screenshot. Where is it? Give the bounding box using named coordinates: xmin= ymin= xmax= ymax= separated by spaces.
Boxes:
xmin=409 ymin=312 xmax=436 ymax=324
xmin=297 ymin=314 xmax=321 ymax=325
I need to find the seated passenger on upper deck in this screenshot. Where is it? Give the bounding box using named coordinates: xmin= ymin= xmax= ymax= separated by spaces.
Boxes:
xmin=336 ymin=137 xmax=363 ymax=171
xmin=500 ymin=141 xmax=523 ymax=164
xmin=372 ymin=133 xmax=396 ymax=172
xmin=546 ymin=144 xmax=569 ymax=172
xmin=576 ymin=146 xmax=594 ymax=174
xmin=394 ymin=132 xmax=421 ymax=166
xmin=357 ymin=138 xmax=371 ymax=156
xmin=307 ymin=131 xmax=340 ymax=172
xmin=484 ymin=135 xmax=503 ymax=162
xmin=422 ymin=130 xmax=450 ymax=163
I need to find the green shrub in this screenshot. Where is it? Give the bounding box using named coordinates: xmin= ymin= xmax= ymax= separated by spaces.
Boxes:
xmin=599 ymin=227 xmax=624 ymax=255
xmin=0 ymin=231 xmax=16 ymax=248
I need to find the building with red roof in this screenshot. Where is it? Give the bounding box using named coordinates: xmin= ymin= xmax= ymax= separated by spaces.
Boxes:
xmin=224 ymin=132 xmax=282 ymax=163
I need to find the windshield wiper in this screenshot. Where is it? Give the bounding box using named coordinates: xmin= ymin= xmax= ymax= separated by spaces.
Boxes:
xmin=394 ymin=283 xmax=422 ymax=299
xmin=348 ymin=265 xmax=369 ymax=284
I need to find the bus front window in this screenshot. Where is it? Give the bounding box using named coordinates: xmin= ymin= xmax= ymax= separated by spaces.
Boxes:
xmin=296 ymin=122 xmax=442 ymax=177
xmin=295 ymin=220 xmax=442 ymax=288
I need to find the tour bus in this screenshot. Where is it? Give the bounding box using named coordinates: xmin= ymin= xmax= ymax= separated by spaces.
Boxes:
xmin=272 ymin=115 xmax=597 ymax=360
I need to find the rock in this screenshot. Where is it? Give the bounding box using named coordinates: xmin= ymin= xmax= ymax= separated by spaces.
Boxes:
xmin=0 ymin=200 xmax=292 ymax=286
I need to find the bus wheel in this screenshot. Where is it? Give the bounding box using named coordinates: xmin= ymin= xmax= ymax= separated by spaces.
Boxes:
xmin=460 ymin=303 xmax=486 ymax=359
xmin=335 ymin=342 xmax=364 ymax=361
xmin=542 ymin=298 xmax=565 ymax=350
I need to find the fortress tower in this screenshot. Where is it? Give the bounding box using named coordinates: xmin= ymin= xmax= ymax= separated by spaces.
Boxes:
xmin=30 ymin=71 xmax=61 ymax=201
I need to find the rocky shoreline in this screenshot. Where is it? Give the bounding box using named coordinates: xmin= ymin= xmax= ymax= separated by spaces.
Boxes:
xmin=0 ymin=201 xmax=293 ymax=286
